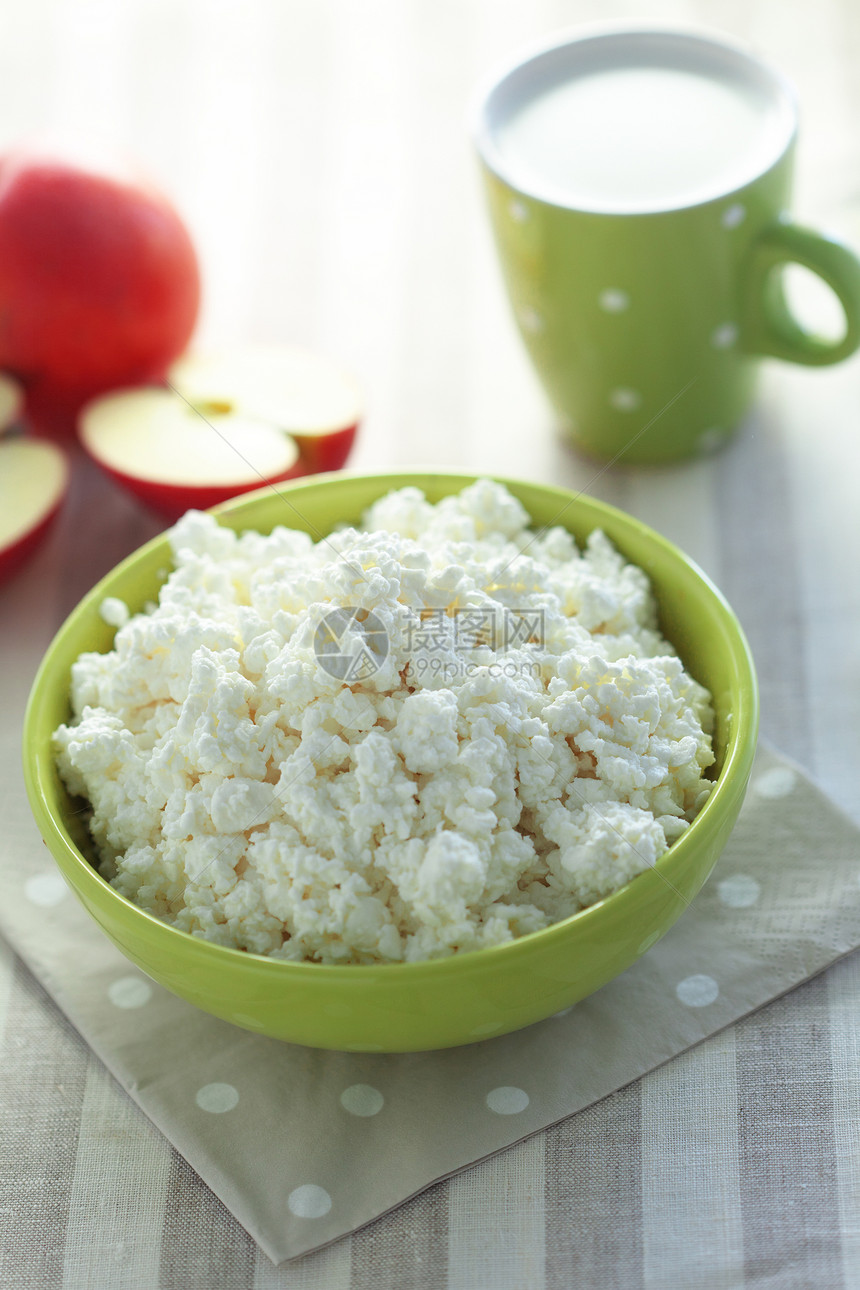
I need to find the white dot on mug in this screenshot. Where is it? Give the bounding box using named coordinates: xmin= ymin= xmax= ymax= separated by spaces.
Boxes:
xmin=599 ymin=288 xmax=629 ymax=313
xmin=519 ymin=306 xmax=544 ymax=334
xmin=509 ymin=199 xmax=529 ymax=223
xmin=722 ymin=203 xmax=746 ymax=229
xmin=698 ymin=427 xmax=729 ymax=455
xmin=609 ymin=387 xmax=641 ymax=412
xmin=711 ymin=322 xmax=738 ymax=349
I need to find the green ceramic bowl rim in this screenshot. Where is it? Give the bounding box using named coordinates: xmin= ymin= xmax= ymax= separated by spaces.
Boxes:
xmin=22 ymin=469 xmax=759 ymax=981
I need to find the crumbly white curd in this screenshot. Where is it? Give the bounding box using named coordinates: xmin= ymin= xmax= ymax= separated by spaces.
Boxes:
xmin=54 ymin=480 xmax=714 ymax=963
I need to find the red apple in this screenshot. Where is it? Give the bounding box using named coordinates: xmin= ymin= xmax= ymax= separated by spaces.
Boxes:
xmin=0 ymin=151 xmax=200 ymax=434
xmin=169 ymin=345 xmax=361 ymax=473
xmin=79 ymin=387 xmax=303 ymax=522
xmin=0 ymin=438 xmax=69 ymax=584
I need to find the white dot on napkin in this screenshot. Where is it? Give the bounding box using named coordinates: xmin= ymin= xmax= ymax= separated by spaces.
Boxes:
xmin=676 ymin=974 xmax=719 ymax=1007
xmin=754 ymin=766 xmax=797 ymax=799
xmin=599 ymin=288 xmax=629 ymax=312
xmin=718 ymin=874 xmax=761 ymax=909
xmin=711 ymin=322 xmax=738 ymax=348
xmin=195 ymin=1083 xmax=239 ymax=1114
xmin=609 ymin=387 xmax=641 ymax=412
xmin=340 ymin=1084 xmax=384 ymax=1117
xmin=24 ymin=873 xmax=67 ymax=907
xmin=288 ymin=1185 xmax=332 ymax=1219
xmin=722 ymin=203 xmax=746 ymax=229
xmin=108 ymin=976 xmax=152 ymax=1009
xmin=486 ymin=1086 xmax=530 ymax=1115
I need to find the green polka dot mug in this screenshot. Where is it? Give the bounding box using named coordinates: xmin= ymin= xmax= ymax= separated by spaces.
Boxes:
xmin=473 ymin=28 xmax=860 ymax=464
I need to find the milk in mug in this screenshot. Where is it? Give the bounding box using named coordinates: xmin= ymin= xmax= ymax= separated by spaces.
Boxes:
xmin=493 ymin=60 xmax=790 ymax=213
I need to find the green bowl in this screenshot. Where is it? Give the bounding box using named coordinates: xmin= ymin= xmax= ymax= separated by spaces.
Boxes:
xmin=22 ymin=471 xmax=758 ymax=1052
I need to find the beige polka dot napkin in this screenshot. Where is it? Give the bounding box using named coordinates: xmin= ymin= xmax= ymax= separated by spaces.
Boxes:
xmin=3 ymin=741 xmax=860 ymax=1264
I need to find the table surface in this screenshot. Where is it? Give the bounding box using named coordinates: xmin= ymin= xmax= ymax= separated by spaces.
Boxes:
xmin=2 ymin=1 xmax=860 ymax=1286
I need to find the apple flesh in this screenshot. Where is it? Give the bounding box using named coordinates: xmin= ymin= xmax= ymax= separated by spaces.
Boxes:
xmin=0 ymin=152 xmax=200 ymax=434
xmin=0 ymin=438 xmax=69 ymax=585
xmin=79 ymin=387 xmax=303 ymax=522
xmin=169 ymin=345 xmax=361 ymax=474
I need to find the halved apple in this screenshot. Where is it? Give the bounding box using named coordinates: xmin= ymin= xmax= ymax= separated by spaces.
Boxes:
xmin=0 ymin=373 xmax=24 ymax=436
xmin=0 ymin=437 xmax=69 ymax=585
xmin=169 ymin=344 xmax=361 ymax=473
xmin=79 ymin=387 xmax=302 ymax=522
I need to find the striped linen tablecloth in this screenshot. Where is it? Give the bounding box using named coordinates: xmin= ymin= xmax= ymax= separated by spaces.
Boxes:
xmin=2 ymin=0 xmax=860 ymax=1285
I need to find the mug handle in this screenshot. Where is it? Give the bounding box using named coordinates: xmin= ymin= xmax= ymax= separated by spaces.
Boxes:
xmin=743 ymin=218 xmax=860 ymax=365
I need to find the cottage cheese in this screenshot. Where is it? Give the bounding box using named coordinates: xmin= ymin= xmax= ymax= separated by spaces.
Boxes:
xmin=54 ymin=480 xmax=715 ymax=963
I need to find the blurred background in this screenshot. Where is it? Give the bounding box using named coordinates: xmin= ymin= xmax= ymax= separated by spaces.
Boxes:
xmin=3 ymin=0 xmax=857 ymax=473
